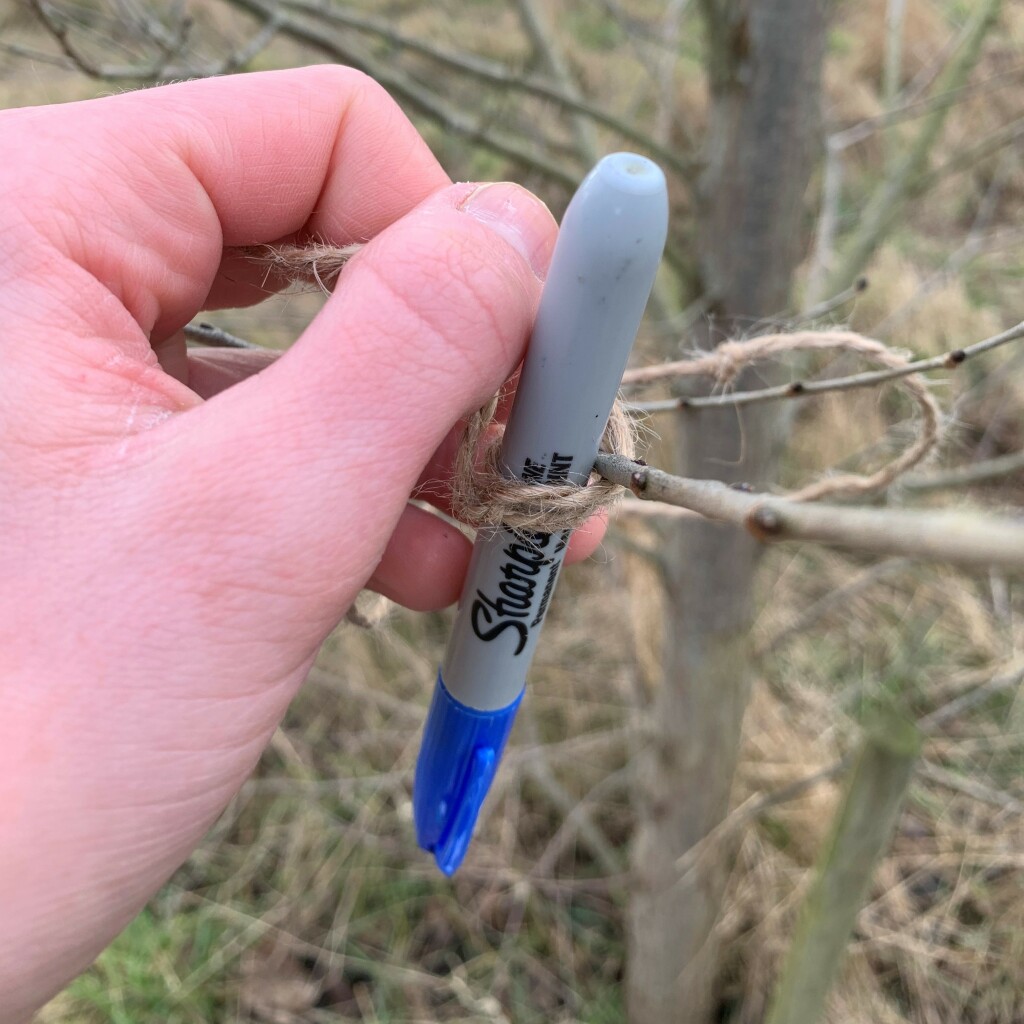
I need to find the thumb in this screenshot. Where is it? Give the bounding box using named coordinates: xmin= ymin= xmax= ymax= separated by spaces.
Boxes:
xmin=151 ymin=182 xmax=556 ymax=627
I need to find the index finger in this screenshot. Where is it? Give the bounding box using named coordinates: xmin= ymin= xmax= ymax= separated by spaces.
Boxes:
xmin=3 ymin=65 xmax=449 ymax=346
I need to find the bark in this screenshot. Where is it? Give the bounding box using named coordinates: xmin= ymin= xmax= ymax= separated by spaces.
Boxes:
xmin=626 ymin=3 xmax=831 ymax=1022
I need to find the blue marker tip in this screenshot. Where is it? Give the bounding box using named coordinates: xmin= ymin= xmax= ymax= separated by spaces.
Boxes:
xmin=413 ymin=673 xmax=523 ymax=875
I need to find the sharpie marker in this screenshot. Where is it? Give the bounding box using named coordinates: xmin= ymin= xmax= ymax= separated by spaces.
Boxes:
xmin=414 ymin=153 xmax=668 ymax=875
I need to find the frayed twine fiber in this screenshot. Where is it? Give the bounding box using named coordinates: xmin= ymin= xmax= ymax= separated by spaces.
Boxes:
xmin=448 ymin=394 xmax=639 ymax=533
xmin=249 ymin=241 xmax=362 ymax=293
xmin=249 ymin=244 xmax=943 ymax=532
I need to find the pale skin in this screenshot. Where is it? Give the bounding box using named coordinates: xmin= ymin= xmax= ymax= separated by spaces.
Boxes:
xmin=0 ymin=65 xmax=606 ymax=1020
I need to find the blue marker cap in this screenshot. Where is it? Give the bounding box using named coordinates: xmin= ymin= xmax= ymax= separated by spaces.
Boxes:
xmin=414 ymin=154 xmax=668 ymax=874
xmin=414 ymin=672 xmax=523 ymax=875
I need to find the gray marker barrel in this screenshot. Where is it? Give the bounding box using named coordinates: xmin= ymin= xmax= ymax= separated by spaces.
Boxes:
xmin=442 ymin=153 xmax=668 ymax=709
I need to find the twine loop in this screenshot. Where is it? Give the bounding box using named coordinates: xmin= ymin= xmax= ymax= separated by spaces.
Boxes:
xmin=621 ymin=331 xmax=942 ymax=503
xmin=250 ymin=243 xmax=944 ymax=532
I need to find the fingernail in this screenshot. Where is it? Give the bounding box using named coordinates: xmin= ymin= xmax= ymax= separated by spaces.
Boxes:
xmin=459 ymin=182 xmax=555 ymax=279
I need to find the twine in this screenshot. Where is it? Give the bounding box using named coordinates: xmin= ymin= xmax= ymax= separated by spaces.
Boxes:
xmin=622 ymin=331 xmax=942 ymax=503
xmin=249 ymin=241 xmax=362 ymax=293
xmin=447 ymin=393 xmax=638 ymax=532
xmin=250 ymin=244 xmax=944 ymax=532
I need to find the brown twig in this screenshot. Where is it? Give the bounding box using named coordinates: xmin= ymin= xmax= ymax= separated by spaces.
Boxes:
xmin=627 ymin=329 xmax=945 ymax=500
xmin=755 ymin=558 xmax=911 ymax=658
xmin=626 ymin=320 xmax=1024 ymax=411
xmin=918 ymin=661 xmax=1024 ymax=732
xmin=595 ymin=453 xmax=1024 ymax=573
xmin=513 ymin=0 xmax=597 ymax=162
xmin=25 ymin=0 xmax=282 ymax=80
xmin=905 ymin=448 xmax=1024 ymax=492
xmin=517 ymin=715 xmax=626 ymax=878
xmin=222 ymin=0 xmax=580 ymax=188
xmin=824 ymin=0 xmax=1003 ymax=297
xmin=183 ymin=322 xmax=262 ymax=350
xmin=28 ymin=0 xmax=194 ymax=79
xmin=274 ymin=0 xmax=695 ymax=181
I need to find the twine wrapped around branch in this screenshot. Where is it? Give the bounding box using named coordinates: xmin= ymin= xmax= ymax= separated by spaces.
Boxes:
xmin=447 ymin=394 xmax=638 ymax=532
xmin=249 ymin=242 xmax=945 ymax=534
xmin=447 ymin=330 xmax=942 ymax=532
xmin=621 ymin=330 xmax=942 ymax=504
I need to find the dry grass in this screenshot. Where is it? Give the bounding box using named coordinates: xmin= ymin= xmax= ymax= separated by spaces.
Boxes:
xmin=6 ymin=0 xmax=1024 ymax=1021
xmin=732 ymin=546 xmax=1024 ymax=1024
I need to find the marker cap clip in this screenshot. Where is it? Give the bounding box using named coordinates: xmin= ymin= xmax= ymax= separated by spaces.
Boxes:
xmin=413 ymin=672 xmax=524 ymax=875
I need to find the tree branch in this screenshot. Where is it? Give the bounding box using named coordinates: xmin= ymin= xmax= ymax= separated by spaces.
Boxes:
xmin=595 ymin=453 xmax=1024 ymax=573
xmin=271 ymin=0 xmax=695 ymax=181
xmin=905 ymin=448 xmax=1024 ymax=492
xmin=626 ymin=319 xmax=1024 ymax=412
xmin=909 ymin=115 xmax=1024 ymax=199
xmin=25 ymin=0 xmax=283 ymax=80
xmin=27 ymin=0 xmax=194 ymax=79
xmin=222 ymin=0 xmax=580 ymax=188
xmin=831 ymin=61 xmax=1024 ymax=148
xmin=825 ymin=0 xmax=1004 ymax=296
xmin=765 ymin=713 xmax=919 ymax=1024
xmin=918 ymin=661 xmax=1024 ymax=732
xmin=183 ymin=322 xmax=262 ymax=350
xmin=514 ymin=0 xmax=597 ymax=162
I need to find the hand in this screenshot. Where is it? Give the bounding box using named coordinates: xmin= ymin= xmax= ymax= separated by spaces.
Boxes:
xmin=0 ymin=65 xmax=604 ymax=1019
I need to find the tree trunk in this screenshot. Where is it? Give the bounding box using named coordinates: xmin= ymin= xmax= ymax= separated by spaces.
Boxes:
xmin=626 ymin=3 xmax=831 ymax=1022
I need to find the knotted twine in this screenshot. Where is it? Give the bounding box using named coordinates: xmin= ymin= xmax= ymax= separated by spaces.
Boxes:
xmin=250 ymin=243 xmax=943 ymax=533
xmin=446 ymin=392 xmax=639 ymax=532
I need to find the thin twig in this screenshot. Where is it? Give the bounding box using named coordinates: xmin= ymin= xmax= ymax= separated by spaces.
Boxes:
xmin=214 ymin=12 xmax=284 ymax=76
xmin=25 ymin=0 xmax=282 ymax=79
xmin=595 ymin=453 xmax=1024 ymax=573
xmin=529 ymin=766 xmax=631 ymax=881
xmin=825 ymin=0 xmax=1003 ymax=297
xmin=514 ymin=0 xmax=597 ymax=162
xmin=28 ymin=0 xmax=106 ymax=76
xmin=871 ymin=168 xmax=1015 ymax=339
xmin=918 ymin=759 xmax=1023 ymax=814
xmin=271 ymin=0 xmax=694 ymax=180
xmin=756 ymin=558 xmax=911 ymax=658
xmin=0 ymin=41 xmax=79 ymax=70
xmin=223 ymin=0 xmax=580 ymax=188
xmin=742 ymin=755 xmax=855 ymax=824
xmin=497 ymin=709 xmax=628 ymax=878
xmin=904 ymin=448 xmax=1024 ymax=492
xmin=627 ymin=320 xmax=1024 ymax=411
xmin=807 ymin=67 xmax=1024 ymax=304
xmin=790 ymin=278 xmax=870 ymax=328
xmin=183 ymin=322 xmax=262 ymax=350
xmin=829 ymin=61 xmax=1024 ymax=152
xmin=28 ymin=0 xmax=194 ymax=79
xmin=918 ymin=661 xmax=1024 ymax=732
xmin=910 ymin=116 xmax=1024 ymax=200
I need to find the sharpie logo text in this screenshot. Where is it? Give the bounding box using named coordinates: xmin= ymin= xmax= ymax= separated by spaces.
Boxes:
xmin=471 ymin=529 xmax=568 ymax=654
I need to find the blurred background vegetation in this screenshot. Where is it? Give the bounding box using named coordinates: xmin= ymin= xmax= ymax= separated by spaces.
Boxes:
xmin=3 ymin=0 xmax=1024 ymax=1021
